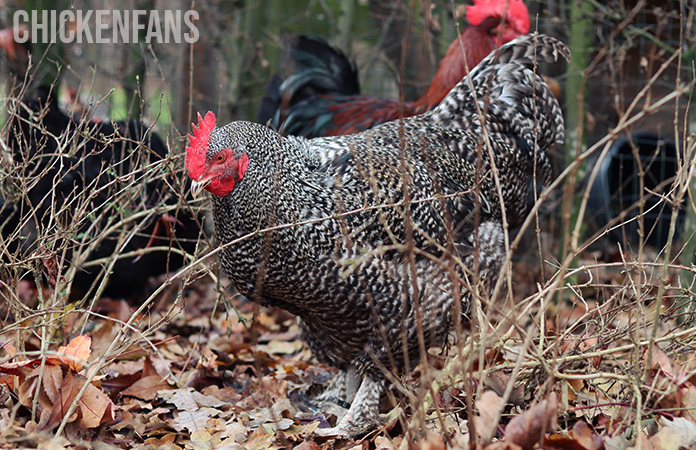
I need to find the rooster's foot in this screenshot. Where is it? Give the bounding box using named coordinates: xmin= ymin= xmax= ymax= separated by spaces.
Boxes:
xmin=313 ymin=412 xmax=380 ymax=439
xmin=313 ymin=371 xmax=383 ymax=439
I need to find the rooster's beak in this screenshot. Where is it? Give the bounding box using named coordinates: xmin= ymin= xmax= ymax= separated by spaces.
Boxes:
xmin=191 ymin=179 xmax=209 ymax=197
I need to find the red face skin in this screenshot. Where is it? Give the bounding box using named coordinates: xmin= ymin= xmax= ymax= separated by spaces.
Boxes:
xmin=493 ymin=22 xmax=523 ymax=46
xmin=186 ymin=112 xmax=250 ymax=198
xmin=194 ymin=149 xmax=249 ymax=197
xmin=466 ymin=0 xmax=530 ymax=44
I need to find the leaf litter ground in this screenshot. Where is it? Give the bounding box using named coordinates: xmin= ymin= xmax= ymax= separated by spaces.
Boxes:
xmin=1 ymin=247 xmax=696 ymax=450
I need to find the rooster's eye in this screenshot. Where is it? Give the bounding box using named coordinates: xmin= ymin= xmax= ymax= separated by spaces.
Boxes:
xmin=215 ymin=153 xmax=226 ymax=163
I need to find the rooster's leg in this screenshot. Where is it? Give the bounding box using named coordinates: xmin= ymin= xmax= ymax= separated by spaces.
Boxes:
xmin=302 ymin=367 xmax=359 ymax=426
xmin=315 ymin=365 xmax=360 ymax=407
xmin=314 ymin=372 xmax=384 ymax=438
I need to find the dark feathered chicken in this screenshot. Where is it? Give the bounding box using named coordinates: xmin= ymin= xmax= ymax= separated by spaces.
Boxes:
xmin=1 ymin=87 xmax=200 ymax=300
xmin=187 ymin=34 xmax=569 ymax=437
xmin=257 ymin=0 xmax=530 ymax=137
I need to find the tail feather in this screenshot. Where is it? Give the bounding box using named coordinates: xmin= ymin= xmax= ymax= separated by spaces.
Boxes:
xmin=279 ymin=96 xmax=344 ymax=138
xmin=431 ymin=33 xmax=570 ymax=166
xmin=284 ymin=35 xmax=360 ymax=97
xmin=257 ymin=35 xmax=360 ymax=131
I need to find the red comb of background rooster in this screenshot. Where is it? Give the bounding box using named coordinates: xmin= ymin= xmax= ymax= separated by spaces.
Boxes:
xmin=466 ymin=0 xmax=530 ymax=34
xmin=186 ymin=111 xmax=216 ymax=180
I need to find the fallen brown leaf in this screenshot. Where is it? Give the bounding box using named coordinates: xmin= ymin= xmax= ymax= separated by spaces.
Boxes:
xmin=419 ymin=432 xmax=447 ymax=450
xmin=648 ymin=417 xmax=696 ymax=450
xmin=111 ymin=409 xmax=146 ymax=435
xmin=41 ymin=362 xmax=63 ymax=403
xmin=18 ymin=364 xmax=62 ymax=414
xmin=189 ymin=429 xmax=221 ymax=450
xmin=485 ymin=371 xmax=525 ymax=406
xmin=170 ymin=408 xmax=220 ymax=432
xmin=198 ymin=346 xmax=218 ymax=370
xmin=570 ymin=421 xmax=600 ymax=450
xmin=294 ymin=441 xmax=322 ymax=450
xmin=679 ymin=385 xmax=696 ymax=422
xmin=54 ymin=335 xmax=91 ymax=372
xmin=41 ymin=252 xmax=58 ymax=289
xmin=475 ymin=390 xmax=506 ymax=446
xmin=0 ymin=358 xmax=41 ymax=376
xmin=627 ymin=431 xmax=656 ymax=450
xmin=244 ymin=427 xmax=276 ymax=450
xmin=200 ymin=384 xmax=243 ymax=405
xmin=16 ymin=370 xmax=37 ymax=407
xmin=100 ymin=371 xmax=143 ymax=396
xmin=543 ymin=433 xmax=589 ymax=450
xmin=172 ymin=407 xmax=222 ymax=432
xmin=43 ymin=370 xmax=115 ymax=430
xmin=121 ymin=374 xmax=173 ymax=401
xmin=143 ymin=432 xmax=179 ymax=449
xmin=216 ymin=420 xmax=250 ymax=443
xmin=483 ymin=442 xmax=522 ymax=450
xmin=374 ymin=436 xmax=396 ymax=450
xmin=504 ymin=393 xmax=558 ymax=450
xmin=159 ymin=387 xmax=227 ymax=411
xmin=1 ymin=342 xmax=16 ymax=357
xmin=649 ymin=347 xmax=675 ymax=378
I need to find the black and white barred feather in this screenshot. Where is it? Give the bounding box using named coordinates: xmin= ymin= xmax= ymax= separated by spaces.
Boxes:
xmin=194 ymin=33 xmax=569 ymax=437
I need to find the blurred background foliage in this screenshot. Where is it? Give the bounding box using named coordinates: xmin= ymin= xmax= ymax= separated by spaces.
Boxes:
xmin=0 ymin=0 xmax=694 ymax=255
xmin=1 ymin=1 xmax=692 ymax=139
xmin=1 ymin=0 xmax=567 ymax=133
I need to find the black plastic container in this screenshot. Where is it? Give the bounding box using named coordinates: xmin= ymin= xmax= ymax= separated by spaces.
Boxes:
xmin=587 ymin=132 xmax=684 ymax=249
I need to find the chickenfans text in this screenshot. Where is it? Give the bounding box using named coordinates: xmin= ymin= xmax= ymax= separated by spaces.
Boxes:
xmin=13 ymin=9 xmax=199 ymax=44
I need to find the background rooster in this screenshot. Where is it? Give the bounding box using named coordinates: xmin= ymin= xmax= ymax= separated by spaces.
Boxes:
xmin=257 ymin=0 xmax=530 ymax=137
xmin=187 ymin=34 xmax=569 ymax=436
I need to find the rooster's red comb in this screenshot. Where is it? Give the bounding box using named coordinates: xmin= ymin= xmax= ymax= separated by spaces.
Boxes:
xmin=186 ymin=111 xmax=216 ymax=180
xmin=466 ymin=0 xmax=530 ymax=34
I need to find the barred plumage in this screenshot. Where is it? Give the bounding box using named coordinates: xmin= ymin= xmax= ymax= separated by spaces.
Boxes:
xmin=186 ymin=33 xmax=570 ymax=437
